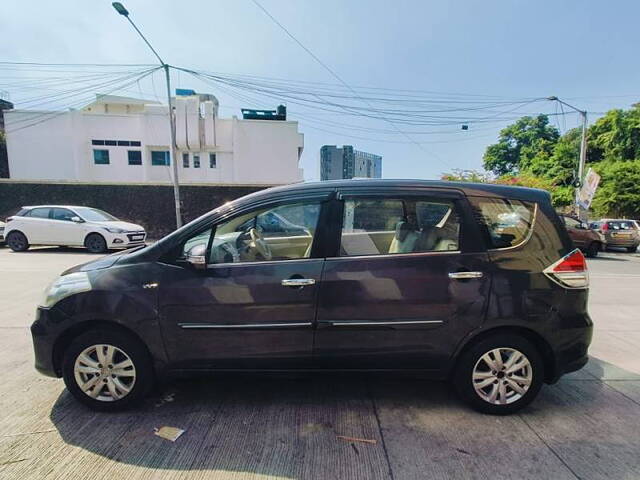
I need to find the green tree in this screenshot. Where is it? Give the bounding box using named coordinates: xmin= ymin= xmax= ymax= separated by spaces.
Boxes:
xmin=441 ymin=169 xmax=492 ymax=183
xmin=587 ymin=104 xmax=640 ymax=163
xmin=483 ymin=115 xmax=560 ymax=176
xmin=591 ymin=160 xmax=640 ymax=217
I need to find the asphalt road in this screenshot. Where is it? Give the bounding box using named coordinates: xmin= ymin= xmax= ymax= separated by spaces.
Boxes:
xmin=1 ymin=246 xmax=640 ymax=479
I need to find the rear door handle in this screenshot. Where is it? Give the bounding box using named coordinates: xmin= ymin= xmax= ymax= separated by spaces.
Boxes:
xmin=281 ymin=278 xmax=316 ymax=287
xmin=448 ymin=271 xmax=483 ymax=280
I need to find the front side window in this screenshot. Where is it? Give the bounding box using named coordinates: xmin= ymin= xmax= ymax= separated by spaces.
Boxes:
xmin=151 ymin=151 xmax=170 ymax=166
xmin=181 ymin=202 xmax=321 ymax=264
xmin=128 ymin=151 xmax=142 ymax=165
xmin=52 ymin=208 xmax=76 ymax=221
xmin=93 ymin=149 xmax=110 ymax=165
xmin=340 ymin=197 xmax=460 ymax=256
xmin=474 ymin=198 xmax=535 ymax=249
xmin=73 ymin=207 xmax=118 ymax=222
xmin=563 ymin=216 xmax=581 ymax=229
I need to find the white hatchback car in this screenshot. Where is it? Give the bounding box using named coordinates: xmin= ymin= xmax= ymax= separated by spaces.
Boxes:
xmin=4 ymin=206 xmax=146 ymax=253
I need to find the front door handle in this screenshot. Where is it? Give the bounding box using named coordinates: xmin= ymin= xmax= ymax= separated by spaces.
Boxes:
xmin=448 ymin=271 xmax=483 ymax=280
xmin=281 ymin=278 xmax=316 ymax=287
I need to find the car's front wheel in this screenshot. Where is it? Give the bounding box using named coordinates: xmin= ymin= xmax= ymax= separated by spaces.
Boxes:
xmin=85 ymin=233 xmax=108 ymax=254
xmin=453 ymin=334 xmax=544 ymax=415
xmin=6 ymin=231 xmax=30 ymax=252
xmin=62 ymin=329 xmax=154 ymax=411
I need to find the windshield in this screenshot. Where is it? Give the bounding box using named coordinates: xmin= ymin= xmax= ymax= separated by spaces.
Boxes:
xmin=74 ymin=207 xmax=119 ymax=222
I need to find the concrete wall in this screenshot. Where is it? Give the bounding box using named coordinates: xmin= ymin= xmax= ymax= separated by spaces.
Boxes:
xmin=0 ymin=181 xmax=270 ymax=239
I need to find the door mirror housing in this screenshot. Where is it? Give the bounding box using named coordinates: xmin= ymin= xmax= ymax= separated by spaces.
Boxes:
xmin=185 ymin=244 xmax=207 ymax=269
xmin=71 ymin=216 xmax=84 ymax=223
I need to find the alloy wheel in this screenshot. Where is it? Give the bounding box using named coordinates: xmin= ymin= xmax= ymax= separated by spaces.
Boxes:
xmin=73 ymin=344 xmax=136 ymax=402
xmin=472 ymin=347 xmax=532 ymax=405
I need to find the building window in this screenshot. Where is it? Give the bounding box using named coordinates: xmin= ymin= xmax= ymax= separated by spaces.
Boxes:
xmin=209 ymin=153 xmax=217 ymax=168
xmin=93 ymin=149 xmax=110 ymax=165
xmin=117 ymin=140 xmax=130 ymax=146
xmin=193 ymin=154 xmax=200 ymax=168
xmin=104 ymin=140 xmax=117 ymax=146
xmin=151 ymin=151 xmax=170 ymax=166
xmin=183 ymin=153 xmax=189 ymax=168
xmin=128 ymin=150 xmax=142 ymax=165
xmin=130 ymin=141 xmax=141 ymax=147
xmin=91 ymin=140 xmax=105 ymax=146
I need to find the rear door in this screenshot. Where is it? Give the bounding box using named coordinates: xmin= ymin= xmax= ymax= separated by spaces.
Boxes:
xmin=313 ymin=188 xmax=490 ymax=372
xmin=18 ymin=207 xmax=52 ymax=244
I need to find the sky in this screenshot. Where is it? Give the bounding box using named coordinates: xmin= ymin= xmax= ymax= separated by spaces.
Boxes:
xmin=2 ymin=0 xmax=639 ymax=181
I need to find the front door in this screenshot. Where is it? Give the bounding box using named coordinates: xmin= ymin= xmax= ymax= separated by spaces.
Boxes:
xmin=314 ymin=190 xmax=490 ymax=372
xmin=49 ymin=208 xmax=83 ymax=245
xmin=157 ymin=199 xmax=326 ymax=370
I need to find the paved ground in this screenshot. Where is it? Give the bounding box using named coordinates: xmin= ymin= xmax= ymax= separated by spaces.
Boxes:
xmin=1 ymin=246 xmax=640 ymax=479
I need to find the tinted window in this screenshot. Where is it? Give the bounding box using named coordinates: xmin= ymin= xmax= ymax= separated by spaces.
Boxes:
xmin=128 ymin=151 xmax=142 ymax=165
xmin=93 ymin=149 xmax=110 ymax=165
xmin=607 ymin=221 xmax=636 ymax=230
xmin=25 ymin=208 xmax=51 ymax=219
xmin=563 ymin=216 xmax=581 ymax=228
xmin=340 ymin=198 xmax=460 ymax=256
xmin=52 ymin=208 xmax=76 ymax=221
xmin=151 ymin=151 xmax=170 ymax=166
xmin=475 ymin=198 xmax=535 ymax=249
xmin=182 ymin=202 xmax=321 ymax=264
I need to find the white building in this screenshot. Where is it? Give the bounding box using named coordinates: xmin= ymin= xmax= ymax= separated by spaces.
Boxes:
xmin=5 ymin=93 xmax=304 ymax=185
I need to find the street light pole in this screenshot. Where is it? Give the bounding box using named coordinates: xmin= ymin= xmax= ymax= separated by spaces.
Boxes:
xmin=547 ymin=96 xmax=588 ymax=219
xmin=112 ymin=2 xmax=182 ymax=228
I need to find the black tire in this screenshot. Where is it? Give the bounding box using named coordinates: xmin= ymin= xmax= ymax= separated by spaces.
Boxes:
xmin=586 ymin=242 xmax=600 ymax=258
xmin=6 ymin=231 xmax=29 ymax=252
xmin=453 ymin=333 xmax=544 ymax=415
xmin=85 ymin=233 xmax=108 ymax=253
xmin=62 ymin=329 xmax=154 ymax=411
xmin=627 ymin=246 xmax=637 ymax=253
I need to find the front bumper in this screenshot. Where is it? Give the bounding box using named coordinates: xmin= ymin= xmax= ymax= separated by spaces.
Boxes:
xmin=31 ymin=307 xmax=60 ymax=377
xmin=108 ymin=231 xmax=147 ymax=249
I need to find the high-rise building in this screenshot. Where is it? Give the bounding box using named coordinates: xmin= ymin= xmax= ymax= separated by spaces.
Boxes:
xmin=320 ymin=145 xmax=382 ymax=180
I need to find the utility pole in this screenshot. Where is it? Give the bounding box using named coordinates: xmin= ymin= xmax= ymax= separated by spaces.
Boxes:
xmin=547 ymin=96 xmax=588 ymax=220
xmin=112 ymin=2 xmax=182 ymax=228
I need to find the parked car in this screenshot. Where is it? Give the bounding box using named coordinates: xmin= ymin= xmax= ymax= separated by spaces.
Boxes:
xmin=589 ymin=219 xmax=640 ymax=252
xmin=5 ymin=206 xmax=146 ymax=253
xmin=560 ymin=215 xmax=605 ymax=257
xmin=31 ymin=180 xmax=591 ymax=415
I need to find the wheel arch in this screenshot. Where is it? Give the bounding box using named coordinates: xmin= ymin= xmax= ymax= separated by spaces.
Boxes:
xmin=52 ymin=320 xmax=153 ymax=378
xmin=451 ymin=326 xmax=556 ymax=383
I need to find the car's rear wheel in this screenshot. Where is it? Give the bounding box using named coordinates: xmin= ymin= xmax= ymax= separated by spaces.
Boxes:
xmin=6 ymin=231 xmax=29 ymax=252
xmin=85 ymin=233 xmax=107 ymax=253
xmin=586 ymin=242 xmax=600 ymax=258
xmin=62 ymin=329 xmax=154 ymax=411
xmin=453 ymin=334 xmax=544 ymax=415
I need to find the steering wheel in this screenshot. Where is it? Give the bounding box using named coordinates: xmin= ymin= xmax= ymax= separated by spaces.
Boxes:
xmin=248 ymin=228 xmax=273 ymax=260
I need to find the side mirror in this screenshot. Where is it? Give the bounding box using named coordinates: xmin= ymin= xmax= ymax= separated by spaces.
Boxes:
xmin=71 ymin=216 xmax=84 ymax=223
xmin=185 ymin=244 xmax=206 ymax=269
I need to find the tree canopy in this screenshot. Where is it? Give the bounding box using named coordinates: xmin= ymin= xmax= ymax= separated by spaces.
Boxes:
xmin=444 ymin=103 xmax=640 ymax=217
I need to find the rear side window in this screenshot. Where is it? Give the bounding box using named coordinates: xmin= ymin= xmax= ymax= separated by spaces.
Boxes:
xmin=474 ymin=198 xmax=535 ymax=249
xmin=340 ymin=197 xmax=460 ymax=256
xmin=25 ymin=208 xmax=51 ymax=219
xmin=607 ymin=221 xmax=636 ymax=230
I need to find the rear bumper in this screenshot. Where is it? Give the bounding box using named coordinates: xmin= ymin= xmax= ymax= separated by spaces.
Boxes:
xmin=548 ymin=319 xmax=593 ymax=383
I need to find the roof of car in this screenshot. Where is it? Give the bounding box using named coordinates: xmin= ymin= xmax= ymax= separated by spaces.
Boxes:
xmin=21 ymin=205 xmax=91 ymax=209
xmin=238 ymin=179 xmax=551 ymax=203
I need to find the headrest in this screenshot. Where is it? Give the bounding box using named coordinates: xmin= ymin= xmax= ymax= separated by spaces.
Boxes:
xmin=395 ymin=221 xmax=412 ymax=241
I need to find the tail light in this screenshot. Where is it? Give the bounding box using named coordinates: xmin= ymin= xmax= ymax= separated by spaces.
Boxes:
xmin=543 ymin=249 xmax=588 ymax=289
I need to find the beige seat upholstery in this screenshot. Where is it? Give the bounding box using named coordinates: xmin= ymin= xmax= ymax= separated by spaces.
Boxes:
xmin=389 ymin=221 xmax=420 ymax=254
